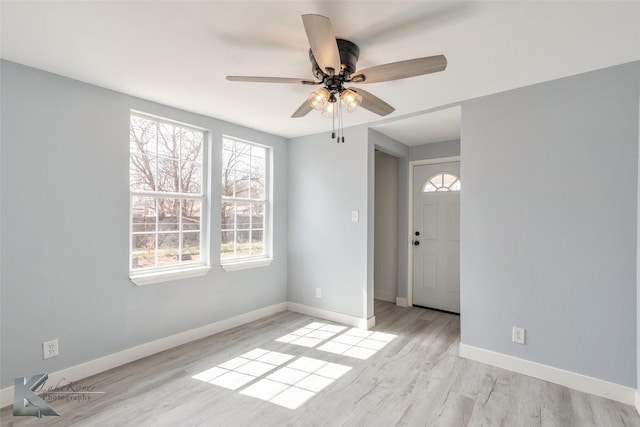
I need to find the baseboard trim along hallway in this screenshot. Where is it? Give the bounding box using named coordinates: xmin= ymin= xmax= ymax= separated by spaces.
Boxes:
xmin=459 ymin=343 xmax=636 ymax=406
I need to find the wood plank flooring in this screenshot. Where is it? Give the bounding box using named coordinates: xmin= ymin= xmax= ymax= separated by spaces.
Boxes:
xmin=2 ymin=300 xmax=639 ymax=426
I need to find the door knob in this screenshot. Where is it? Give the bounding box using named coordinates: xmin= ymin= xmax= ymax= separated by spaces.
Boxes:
xmin=413 ymin=240 xmax=420 ymax=246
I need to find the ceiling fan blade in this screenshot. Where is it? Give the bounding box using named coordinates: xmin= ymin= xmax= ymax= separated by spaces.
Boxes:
xmin=352 ymin=55 xmax=447 ymax=84
xmin=350 ymin=88 xmax=395 ymax=116
xmin=291 ymin=100 xmax=313 ymax=118
xmin=227 ymin=76 xmax=319 ymax=85
xmin=302 ymin=14 xmax=341 ymax=75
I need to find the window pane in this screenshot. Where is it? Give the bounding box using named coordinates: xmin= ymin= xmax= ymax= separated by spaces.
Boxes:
xmin=251 ymin=230 xmax=264 ymax=255
xmin=251 ymin=145 xmax=265 ymax=159
xmin=157 ymin=233 xmax=180 ymax=267
xmin=423 ymin=182 xmax=437 ymax=193
xmin=251 ymin=203 xmax=264 ymax=229
xmin=132 ymin=234 xmax=156 ymax=269
xmin=132 ymin=197 xmax=157 ymax=232
xmin=158 ymin=158 xmax=179 ymax=192
xmin=221 ymin=231 xmax=235 ymax=259
xmin=222 ymin=137 xmax=234 ymax=152
xmin=234 ymin=168 xmax=250 ymax=198
xmin=236 ymin=230 xmax=251 ymax=256
xmin=181 ymin=161 xmax=202 ymax=194
xmin=442 ymin=173 xmax=457 ymax=187
xmin=158 ymin=199 xmax=180 ymax=231
xmin=181 ymin=129 xmax=203 ymax=163
xmin=183 ymin=199 xmax=201 ymax=231
xmin=182 ymin=232 xmax=200 ymax=263
xmin=222 ymin=202 xmax=235 ymax=230
xmin=158 ymin=123 xmax=179 ymax=159
xmin=130 ymin=153 xmax=157 ymax=191
xmin=450 ymin=180 xmax=461 ymax=191
xmin=130 ymin=115 xmax=157 ymax=156
xmin=250 ymin=156 xmax=265 ymax=199
xmin=236 ymin=203 xmax=251 ymax=228
xmin=222 ymin=168 xmax=234 ymax=197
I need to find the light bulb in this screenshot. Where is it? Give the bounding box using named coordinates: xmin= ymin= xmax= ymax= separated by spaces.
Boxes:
xmin=321 ymin=93 xmax=337 ymax=118
xmin=340 ymin=88 xmax=362 ymax=112
xmin=321 ymin=100 xmax=335 ymax=118
xmin=307 ymin=88 xmax=330 ymax=111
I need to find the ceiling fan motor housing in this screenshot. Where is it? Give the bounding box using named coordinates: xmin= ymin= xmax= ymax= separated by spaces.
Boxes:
xmin=309 ymin=39 xmax=360 ymax=83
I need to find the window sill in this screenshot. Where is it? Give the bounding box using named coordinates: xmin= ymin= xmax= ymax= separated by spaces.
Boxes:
xmin=130 ymin=265 xmax=211 ymax=286
xmin=221 ymin=258 xmax=273 ymax=272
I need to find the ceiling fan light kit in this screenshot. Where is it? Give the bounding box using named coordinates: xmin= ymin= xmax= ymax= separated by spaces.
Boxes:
xmin=226 ymin=14 xmax=447 ymax=142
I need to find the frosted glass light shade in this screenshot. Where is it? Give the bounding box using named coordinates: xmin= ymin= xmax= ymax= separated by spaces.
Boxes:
xmin=321 ymin=100 xmax=335 ymax=118
xmin=340 ymin=89 xmax=362 ymax=112
xmin=307 ymin=88 xmax=330 ymax=111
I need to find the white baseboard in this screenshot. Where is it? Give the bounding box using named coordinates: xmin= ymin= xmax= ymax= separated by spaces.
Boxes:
xmin=366 ymin=316 xmax=376 ymax=329
xmin=459 ymin=343 xmax=636 ymax=406
xmin=395 ymin=297 xmax=408 ymax=307
xmin=2 ymin=301 xmax=373 ymax=409
xmin=286 ymin=302 xmax=373 ymax=329
xmin=1 ymin=302 xmax=287 ymax=409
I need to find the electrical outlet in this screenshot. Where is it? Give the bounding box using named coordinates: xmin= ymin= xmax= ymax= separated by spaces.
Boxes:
xmin=315 ymin=288 xmax=322 ymax=298
xmin=351 ymin=211 xmax=359 ymax=222
xmin=43 ymin=339 xmax=59 ymax=359
xmin=512 ymin=327 xmax=525 ymax=344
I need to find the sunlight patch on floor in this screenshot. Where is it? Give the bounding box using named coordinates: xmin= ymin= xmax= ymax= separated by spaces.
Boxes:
xmin=192 ymin=322 xmax=397 ymax=409
xmin=192 ymin=348 xmax=294 ymax=390
xmin=275 ymin=322 xmax=347 ymax=347
xmin=240 ymin=356 xmax=351 ymax=409
xmin=318 ymin=328 xmax=397 ymax=359
xmin=276 ymin=322 xmax=398 ymax=360
xmin=192 ymin=350 xmax=352 ymax=410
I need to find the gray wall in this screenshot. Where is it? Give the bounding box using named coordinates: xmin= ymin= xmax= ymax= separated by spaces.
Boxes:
xmin=460 ymin=61 xmax=640 ymax=387
xmin=374 ymin=151 xmax=399 ymax=303
xmin=409 ymin=139 xmax=460 ymax=161
xmin=368 ymin=130 xmax=409 ymax=303
xmin=287 ymin=127 xmax=370 ymax=318
xmin=0 ymin=61 xmax=288 ymax=388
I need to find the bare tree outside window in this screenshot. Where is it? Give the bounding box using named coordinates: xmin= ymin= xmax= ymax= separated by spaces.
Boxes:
xmin=130 ymin=114 xmax=205 ymax=271
xmin=221 ymin=137 xmax=268 ymax=260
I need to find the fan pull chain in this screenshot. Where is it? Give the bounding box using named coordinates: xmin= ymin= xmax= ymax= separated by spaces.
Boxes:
xmin=339 ymin=100 xmax=344 ymax=143
xmin=331 ymin=100 xmax=336 ymax=140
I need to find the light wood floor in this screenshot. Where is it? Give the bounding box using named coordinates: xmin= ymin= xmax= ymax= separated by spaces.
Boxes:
xmin=2 ymin=300 xmax=639 ymax=426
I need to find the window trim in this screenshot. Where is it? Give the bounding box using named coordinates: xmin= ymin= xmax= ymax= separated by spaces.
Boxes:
xmin=130 ymin=265 xmax=211 ymax=286
xmin=220 ymin=135 xmax=272 ymax=268
xmin=129 ymin=111 xmax=210 ymax=285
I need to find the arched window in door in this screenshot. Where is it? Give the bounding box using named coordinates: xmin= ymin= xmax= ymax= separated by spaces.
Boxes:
xmin=422 ymin=172 xmax=460 ymax=192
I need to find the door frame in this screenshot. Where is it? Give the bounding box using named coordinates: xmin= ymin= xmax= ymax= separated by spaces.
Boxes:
xmin=407 ymin=156 xmax=460 ymax=308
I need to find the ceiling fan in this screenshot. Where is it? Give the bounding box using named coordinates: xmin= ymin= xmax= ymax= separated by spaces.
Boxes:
xmin=227 ymin=14 xmax=447 ymax=139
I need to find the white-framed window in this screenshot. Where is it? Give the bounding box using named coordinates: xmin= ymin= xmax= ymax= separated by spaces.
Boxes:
xmin=221 ymin=136 xmax=271 ymax=268
xmin=423 ymin=172 xmax=461 ymax=192
xmin=129 ymin=112 xmax=209 ymax=284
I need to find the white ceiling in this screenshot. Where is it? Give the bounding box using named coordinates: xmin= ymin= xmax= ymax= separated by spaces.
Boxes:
xmin=1 ymin=1 xmax=639 ymax=146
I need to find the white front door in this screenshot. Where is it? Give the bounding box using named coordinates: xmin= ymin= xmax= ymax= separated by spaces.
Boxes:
xmin=412 ymin=162 xmax=460 ymax=313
